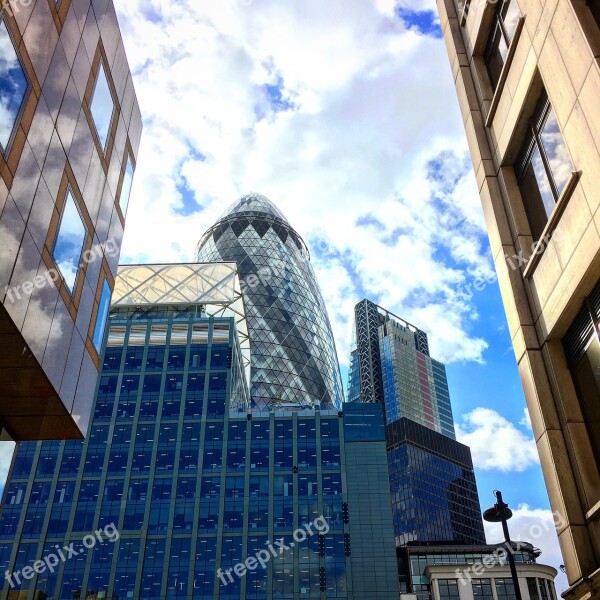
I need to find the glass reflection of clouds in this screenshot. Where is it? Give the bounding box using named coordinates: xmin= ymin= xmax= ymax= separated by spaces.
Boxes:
xmin=502 ymin=0 xmax=521 ymax=41
xmin=90 ymin=63 xmax=114 ymax=150
xmin=119 ymin=156 xmax=134 ymax=214
xmin=531 ymin=146 xmax=555 ymax=218
xmin=52 ymin=191 xmax=86 ymax=293
xmin=0 ymin=21 xmax=29 ymax=153
xmin=541 ymin=109 xmax=572 ymax=195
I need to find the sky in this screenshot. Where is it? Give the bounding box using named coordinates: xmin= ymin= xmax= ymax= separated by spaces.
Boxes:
xmin=0 ymin=0 xmax=567 ymax=594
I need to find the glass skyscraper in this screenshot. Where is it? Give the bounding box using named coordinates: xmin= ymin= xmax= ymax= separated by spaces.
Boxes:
xmin=0 ymin=263 xmax=399 ymax=599
xmin=348 ymin=299 xmax=486 ymax=547
xmin=196 ymin=194 xmax=344 ymax=411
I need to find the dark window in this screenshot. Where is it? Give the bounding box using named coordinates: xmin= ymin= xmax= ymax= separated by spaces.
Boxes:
xmin=569 ymin=334 xmax=600 ymax=461
xmin=588 ymin=0 xmax=600 ymax=28
xmin=103 ymin=347 xmax=123 ymax=372
xmin=495 ymin=578 xmax=517 ymax=600
xmin=145 ymin=346 xmax=165 ymax=370
xmin=473 ymin=579 xmax=494 ymax=599
xmin=515 ymin=90 xmax=573 ymax=240
xmin=438 ymin=579 xmax=460 ymax=600
xmin=562 ymin=283 xmax=600 ymax=466
xmin=484 ymin=0 xmax=521 ymax=88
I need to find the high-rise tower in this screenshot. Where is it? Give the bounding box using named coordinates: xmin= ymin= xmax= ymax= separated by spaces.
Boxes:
xmin=196 ymin=194 xmax=344 ymax=410
xmin=349 ymin=299 xmax=486 ymax=547
xmin=0 ymin=264 xmax=399 ymax=599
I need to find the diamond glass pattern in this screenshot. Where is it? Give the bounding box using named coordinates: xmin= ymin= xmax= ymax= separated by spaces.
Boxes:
xmin=197 ymin=194 xmax=343 ymax=410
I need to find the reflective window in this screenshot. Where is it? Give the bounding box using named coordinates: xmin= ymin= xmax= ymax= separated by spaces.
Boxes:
xmin=119 ymin=155 xmax=134 ymax=214
xmin=0 ymin=20 xmax=29 ymax=154
xmin=484 ymin=0 xmax=521 ymax=88
xmin=473 ymin=579 xmax=494 ymax=599
xmin=93 ymin=279 xmax=112 ymax=351
xmin=52 ymin=190 xmax=87 ymax=293
xmin=515 ymin=91 xmax=573 ymax=240
xmin=438 ymin=579 xmax=460 ymax=599
xmin=90 ymin=62 xmax=115 ymax=150
xmin=495 ymin=578 xmax=517 ymax=600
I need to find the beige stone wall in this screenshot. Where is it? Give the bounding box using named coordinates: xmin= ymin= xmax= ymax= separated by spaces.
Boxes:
xmin=436 ymin=0 xmax=600 ymax=593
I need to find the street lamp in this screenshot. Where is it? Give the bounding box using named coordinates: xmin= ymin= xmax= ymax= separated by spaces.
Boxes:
xmin=483 ymin=490 xmax=523 ymax=600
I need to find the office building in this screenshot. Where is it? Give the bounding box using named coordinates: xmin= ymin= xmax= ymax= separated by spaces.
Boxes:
xmin=348 ymin=299 xmax=454 ymax=437
xmin=435 ymin=0 xmax=600 ymax=596
xmin=349 ymin=299 xmax=486 ymax=546
xmin=0 ymin=0 xmax=142 ymax=440
xmin=398 ymin=541 xmax=558 ymax=600
xmin=0 ymin=263 xmax=399 ymax=599
xmin=196 ymin=193 xmax=344 ymax=411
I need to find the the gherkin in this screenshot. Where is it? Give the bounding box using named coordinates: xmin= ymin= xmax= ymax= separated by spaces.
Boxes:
xmin=196 ymin=193 xmax=344 ymax=410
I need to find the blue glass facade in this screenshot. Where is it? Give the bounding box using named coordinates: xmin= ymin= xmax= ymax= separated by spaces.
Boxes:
xmin=385 ymin=419 xmax=485 ymax=546
xmin=196 ymin=194 xmax=344 ymax=410
xmin=0 ymin=269 xmax=398 ymax=599
xmin=348 ymin=299 xmax=485 ymax=547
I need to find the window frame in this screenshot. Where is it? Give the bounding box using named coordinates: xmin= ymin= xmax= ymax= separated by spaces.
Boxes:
xmin=46 ymin=0 xmax=71 ymax=31
xmin=483 ymin=0 xmax=521 ymax=89
xmin=83 ymin=44 xmax=121 ymax=175
xmin=0 ymin=14 xmax=40 ymax=190
xmin=43 ymin=166 xmax=94 ymax=319
xmin=0 ymin=18 xmax=30 ymax=158
xmin=51 ymin=186 xmax=87 ymax=297
xmin=115 ymin=145 xmax=136 ymax=223
xmin=87 ymin=259 xmax=115 ymax=364
xmin=92 ymin=277 xmax=113 ymax=352
xmin=514 ymin=90 xmax=576 ymax=245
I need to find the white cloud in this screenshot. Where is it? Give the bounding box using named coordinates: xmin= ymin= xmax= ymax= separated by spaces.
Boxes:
xmin=484 ymin=503 xmax=568 ymax=595
xmin=0 ymin=442 xmax=15 ymax=493
xmin=520 ymin=407 xmax=533 ymax=430
xmin=456 ymin=408 xmax=540 ymax=472
xmin=114 ymin=0 xmax=493 ymax=367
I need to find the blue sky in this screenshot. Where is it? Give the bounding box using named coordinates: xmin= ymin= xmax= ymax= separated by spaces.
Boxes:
xmin=0 ymin=0 xmax=568 ymax=594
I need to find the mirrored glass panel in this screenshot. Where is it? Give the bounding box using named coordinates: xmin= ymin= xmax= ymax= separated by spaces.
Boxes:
xmin=90 ymin=63 xmax=115 ymax=150
xmin=52 ymin=190 xmax=86 ymax=293
xmin=540 ymin=108 xmax=572 ymax=196
xmin=93 ymin=279 xmax=113 ymax=351
xmin=0 ymin=21 xmax=29 ymax=154
xmin=119 ymin=156 xmax=134 ymax=214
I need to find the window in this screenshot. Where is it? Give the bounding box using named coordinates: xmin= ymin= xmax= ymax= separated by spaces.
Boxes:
xmin=564 ymin=300 xmax=600 ymax=466
xmin=495 ymin=578 xmax=517 ymax=600
xmin=484 ymin=0 xmax=521 ymax=88
xmin=588 ymin=0 xmax=600 ymax=27
xmin=93 ymin=279 xmax=112 ymax=351
xmin=119 ymin=155 xmax=135 ymax=214
xmin=473 ymin=579 xmax=494 ymax=599
xmin=515 ymin=90 xmax=573 ymax=240
xmin=90 ymin=62 xmax=115 ymax=151
xmin=0 ymin=20 xmax=29 ymax=154
xmin=52 ymin=189 xmax=87 ymax=293
xmin=438 ymin=579 xmax=460 ymax=599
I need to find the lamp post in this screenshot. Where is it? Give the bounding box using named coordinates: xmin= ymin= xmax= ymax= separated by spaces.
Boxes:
xmin=483 ymin=490 xmax=523 ymax=600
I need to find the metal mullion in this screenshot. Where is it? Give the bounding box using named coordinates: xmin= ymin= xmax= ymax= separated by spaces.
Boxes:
xmin=532 ymin=123 xmax=560 ymax=201
xmin=497 ymin=15 xmax=511 ymax=48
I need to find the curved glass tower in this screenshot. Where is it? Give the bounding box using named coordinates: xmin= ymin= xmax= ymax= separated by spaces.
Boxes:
xmin=196 ymin=193 xmax=344 ymax=410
